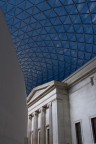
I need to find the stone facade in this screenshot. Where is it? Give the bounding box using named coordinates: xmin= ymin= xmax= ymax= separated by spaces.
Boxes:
xmin=27 ymin=57 xmax=96 ymax=144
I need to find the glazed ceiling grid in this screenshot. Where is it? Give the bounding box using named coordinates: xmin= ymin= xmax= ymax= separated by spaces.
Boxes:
xmin=0 ymin=0 xmax=96 ymax=95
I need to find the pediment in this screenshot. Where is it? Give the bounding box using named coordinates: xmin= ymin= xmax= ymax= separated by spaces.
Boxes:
xmin=30 ymin=86 xmax=48 ymax=101
xmin=27 ymin=80 xmax=67 ymax=105
xmin=27 ymin=81 xmax=54 ymax=104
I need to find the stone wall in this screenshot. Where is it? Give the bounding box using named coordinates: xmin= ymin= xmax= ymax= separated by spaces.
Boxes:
xmin=0 ymin=9 xmax=27 ymax=144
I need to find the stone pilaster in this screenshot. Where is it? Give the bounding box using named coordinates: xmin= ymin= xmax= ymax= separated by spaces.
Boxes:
xmin=40 ymin=107 xmax=45 ymax=144
xmin=52 ymin=98 xmax=65 ymax=144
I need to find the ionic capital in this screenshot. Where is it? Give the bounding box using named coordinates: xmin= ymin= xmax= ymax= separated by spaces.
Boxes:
xmin=29 ymin=114 xmax=32 ymax=119
xmin=47 ymin=102 xmax=52 ymax=108
xmin=39 ymin=107 xmax=46 ymax=112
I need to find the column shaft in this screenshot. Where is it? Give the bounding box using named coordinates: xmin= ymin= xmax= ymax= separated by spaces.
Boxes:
xmin=40 ymin=107 xmax=45 ymax=144
xmin=28 ymin=115 xmax=32 ymax=144
xmin=33 ymin=112 xmax=38 ymax=144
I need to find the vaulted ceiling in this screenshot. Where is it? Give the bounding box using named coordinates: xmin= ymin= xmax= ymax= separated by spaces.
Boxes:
xmin=0 ymin=0 xmax=96 ymax=95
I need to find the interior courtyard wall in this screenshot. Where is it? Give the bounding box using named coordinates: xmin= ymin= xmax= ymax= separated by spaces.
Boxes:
xmin=69 ymin=71 xmax=96 ymax=144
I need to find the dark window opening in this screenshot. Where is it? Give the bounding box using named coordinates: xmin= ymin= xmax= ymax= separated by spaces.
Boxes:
xmin=31 ymin=132 xmax=33 ymax=144
xmin=75 ymin=122 xmax=83 ymax=144
xmin=91 ymin=117 xmax=96 ymax=143
xmin=46 ymin=128 xmax=50 ymax=144
xmin=38 ymin=130 xmax=41 ymax=144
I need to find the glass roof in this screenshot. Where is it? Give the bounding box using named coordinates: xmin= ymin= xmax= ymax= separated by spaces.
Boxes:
xmin=0 ymin=0 xmax=96 ymax=95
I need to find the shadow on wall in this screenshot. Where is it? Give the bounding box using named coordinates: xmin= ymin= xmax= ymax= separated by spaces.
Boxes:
xmin=0 ymin=9 xmax=27 ymax=144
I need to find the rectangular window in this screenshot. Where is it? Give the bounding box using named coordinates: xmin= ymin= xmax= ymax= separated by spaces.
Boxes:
xmin=46 ymin=128 xmax=50 ymax=144
xmin=31 ymin=132 xmax=33 ymax=144
xmin=75 ymin=122 xmax=83 ymax=144
xmin=38 ymin=130 xmax=41 ymax=144
xmin=91 ymin=117 xmax=96 ymax=143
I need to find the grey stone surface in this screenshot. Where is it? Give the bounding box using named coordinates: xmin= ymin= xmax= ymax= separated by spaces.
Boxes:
xmin=69 ymin=72 xmax=96 ymax=144
xmin=0 ymin=9 xmax=27 ymax=144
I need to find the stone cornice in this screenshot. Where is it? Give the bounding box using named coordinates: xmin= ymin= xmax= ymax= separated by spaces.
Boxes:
xmin=63 ymin=57 xmax=96 ymax=87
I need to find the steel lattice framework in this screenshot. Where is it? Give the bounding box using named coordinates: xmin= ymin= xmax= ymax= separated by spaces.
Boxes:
xmin=0 ymin=0 xmax=96 ymax=95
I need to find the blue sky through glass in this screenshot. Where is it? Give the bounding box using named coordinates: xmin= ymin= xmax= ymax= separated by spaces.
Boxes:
xmin=0 ymin=0 xmax=96 ymax=95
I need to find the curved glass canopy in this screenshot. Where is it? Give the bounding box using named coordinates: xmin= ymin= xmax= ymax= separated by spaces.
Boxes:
xmin=0 ymin=0 xmax=96 ymax=95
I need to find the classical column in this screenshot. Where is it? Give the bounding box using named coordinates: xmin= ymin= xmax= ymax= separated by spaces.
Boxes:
xmin=40 ymin=107 xmax=45 ymax=144
xmin=28 ymin=115 xmax=32 ymax=144
xmin=33 ymin=111 xmax=38 ymax=144
xmin=48 ymin=102 xmax=53 ymax=144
